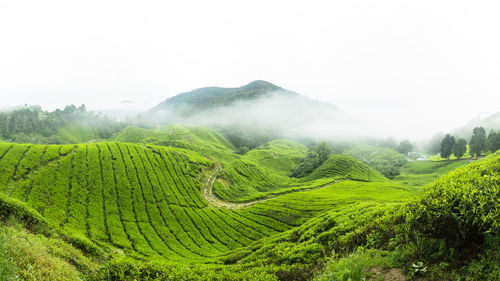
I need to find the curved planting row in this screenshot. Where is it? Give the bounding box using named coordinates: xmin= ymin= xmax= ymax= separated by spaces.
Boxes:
xmin=213 ymin=159 xmax=285 ymax=202
xmin=305 ymin=154 xmax=387 ymax=182
xmin=0 ymin=142 xmax=323 ymax=260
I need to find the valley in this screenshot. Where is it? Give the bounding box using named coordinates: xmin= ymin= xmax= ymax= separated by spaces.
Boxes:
xmin=1 ymin=123 xmax=496 ymax=280
xmin=0 ymin=82 xmax=498 ymax=281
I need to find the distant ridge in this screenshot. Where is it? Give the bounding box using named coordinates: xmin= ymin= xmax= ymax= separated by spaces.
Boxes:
xmin=454 ymin=111 xmax=500 ymax=138
xmin=144 ymin=81 xmax=341 ymax=144
xmin=150 ymin=80 xmax=297 ymax=116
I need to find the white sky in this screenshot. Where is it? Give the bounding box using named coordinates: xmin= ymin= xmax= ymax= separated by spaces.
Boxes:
xmin=1 ymin=0 xmax=499 ymax=139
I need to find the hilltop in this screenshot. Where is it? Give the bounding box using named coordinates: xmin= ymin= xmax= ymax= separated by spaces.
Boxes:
xmin=149 ymin=80 xmax=295 ymax=117
xmin=143 ymin=82 xmax=341 ymax=146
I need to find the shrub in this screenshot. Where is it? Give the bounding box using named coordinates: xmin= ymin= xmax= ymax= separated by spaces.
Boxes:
xmin=0 ymin=192 xmax=52 ymax=235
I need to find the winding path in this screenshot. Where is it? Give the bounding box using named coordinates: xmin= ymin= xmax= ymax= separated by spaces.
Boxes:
xmin=202 ymin=163 xmax=338 ymax=209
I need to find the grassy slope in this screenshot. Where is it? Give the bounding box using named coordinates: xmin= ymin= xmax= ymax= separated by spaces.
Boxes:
xmin=112 ymin=125 xmax=236 ymax=154
xmin=345 ymin=144 xmax=407 ymax=178
xmin=2 ymin=128 xmax=493 ymax=280
xmin=392 ymin=159 xmax=470 ymax=187
xmin=55 ymin=126 xmax=96 ymax=144
xmin=99 ymin=151 xmax=496 ymax=281
xmin=113 ymin=126 xmax=382 ymax=202
xmin=0 ymin=139 xmax=400 ymax=264
xmin=427 ymin=145 xmax=472 ymax=161
xmin=214 ymin=153 xmax=499 ymax=281
xmin=304 ymin=154 xmax=387 ymax=182
xmin=345 ymin=145 xmax=407 ymax=166
xmin=0 ymin=221 xmax=99 ymax=281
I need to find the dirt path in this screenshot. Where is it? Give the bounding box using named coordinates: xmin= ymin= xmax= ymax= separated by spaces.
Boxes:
xmin=202 ymin=163 xmax=338 ymax=209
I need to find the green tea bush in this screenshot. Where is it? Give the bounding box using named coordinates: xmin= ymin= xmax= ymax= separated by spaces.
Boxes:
xmin=0 ymin=192 xmax=52 ymax=235
xmin=94 ymin=256 xmax=278 ymax=281
xmin=404 ymin=152 xmax=499 ymax=256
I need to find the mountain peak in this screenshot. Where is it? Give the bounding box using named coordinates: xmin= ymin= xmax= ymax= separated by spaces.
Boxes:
xmin=150 ymin=81 xmax=293 ymax=115
xmin=242 ymin=80 xmax=280 ymax=90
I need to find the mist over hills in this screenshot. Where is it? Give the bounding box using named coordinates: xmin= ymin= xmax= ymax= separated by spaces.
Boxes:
xmin=151 ymin=80 xmax=292 ymax=115
xmin=145 ymin=80 xmax=348 ymax=141
xmin=453 ymin=111 xmax=500 ymax=138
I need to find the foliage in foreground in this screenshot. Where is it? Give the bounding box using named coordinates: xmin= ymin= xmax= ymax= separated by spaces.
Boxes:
xmin=0 ymin=133 xmax=498 ymax=280
xmin=0 ymin=224 xmax=98 ymax=281
xmin=92 ymin=256 xmax=278 ymax=281
xmin=339 ymin=151 xmax=500 ymax=280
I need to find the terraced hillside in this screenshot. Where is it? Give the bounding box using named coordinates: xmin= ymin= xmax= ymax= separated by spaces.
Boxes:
xmin=0 ymin=140 xmax=407 ymax=263
xmin=113 ymin=126 xmax=389 ymax=202
xmin=2 ymin=134 xmax=494 ymax=281
xmin=112 ymin=125 xmax=236 ymax=155
xmin=392 ymin=159 xmax=470 ymax=187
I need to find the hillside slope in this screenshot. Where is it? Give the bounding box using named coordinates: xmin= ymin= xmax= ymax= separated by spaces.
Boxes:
xmin=144 ymin=81 xmax=341 ymax=144
xmin=0 ymin=140 xmax=399 ymax=263
xmin=211 ymin=152 xmax=499 ymax=281
xmin=2 ymin=138 xmax=492 ymax=280
xmin=0 ymin=139 xmax=410 ymax=261
xmin=112 ymin=125 xmax=236 ymax=155
xmin=150 ymin=80 xmax=292 ymax=117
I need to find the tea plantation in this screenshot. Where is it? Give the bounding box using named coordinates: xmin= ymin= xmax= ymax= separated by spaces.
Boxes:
xmin=0 ymin=126 xmax=498 ymax=280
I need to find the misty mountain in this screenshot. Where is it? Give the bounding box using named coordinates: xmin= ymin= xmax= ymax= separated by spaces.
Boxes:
xmin=145 ymin=81 xmax=345 ymax=143
xmin=454 ymin=111 xmax=500 ymax=138
xmin=150 ymin=80 xmax=297 ymax=117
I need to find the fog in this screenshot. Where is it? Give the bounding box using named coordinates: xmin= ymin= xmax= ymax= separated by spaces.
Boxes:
xmin=1 ymin=1 xmax=500 ymax=141
xmin=149 ymin=90 xmax=441 ymax=142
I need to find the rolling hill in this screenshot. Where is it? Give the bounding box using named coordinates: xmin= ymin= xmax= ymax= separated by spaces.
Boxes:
xmin=150 ymin=80 xmax=290 ymax=116
xmin=0 ymin=135 xmax=399 ymax=262
xmin=144 ymin=81 xmax=341 ymax=144
xmin=0 ymin=125 xmax=497 ymax=280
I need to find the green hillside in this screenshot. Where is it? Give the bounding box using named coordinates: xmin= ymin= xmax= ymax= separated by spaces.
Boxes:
xmin=212 ymin=152 xmax=500 ymax=281
xmin=0 ymin=130 xmax=497 ymax=280
xmin=150 ymin=80 xmax=292 ymax=117
xmin=304 ymin=154 xmax=387 ymax=182
xmin=112 ymin=126 xmax=380 ymax=203
xmin=392 ymin=159 xmax=470 ymax=187
xmin=345 ymin=145 xmax=407 ymax=179
xmin=244 ymin=139 xmax=308 ymax=175
xmin=0 ymin=140 xmax=395 ymax=263
xmin=112 ymin=125 xmax=236 ymax=155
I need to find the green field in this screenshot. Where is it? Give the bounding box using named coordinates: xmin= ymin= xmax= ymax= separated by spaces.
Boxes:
xmin=426 ymin=145 xmax=472 ymax=161
xmin=0 ymin=125 xmax=497 ymax=280
xmin=0 ymin=139 xmax=405 ymax=261
xmin=392 ymin=159 xmax=471 ymax=187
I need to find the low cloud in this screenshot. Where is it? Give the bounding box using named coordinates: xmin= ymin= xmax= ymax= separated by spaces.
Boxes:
xmin=151 ymin=91 xmax=390 ymax=141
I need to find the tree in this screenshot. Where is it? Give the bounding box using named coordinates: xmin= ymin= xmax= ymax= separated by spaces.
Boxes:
xmin=397 ymin=140 xmax=413 ymax=155
xmin=470 ymin=127 xmax=486 ymax=158
xmin=453 ymin=138 xmax=467 ymax=159
xmin=440 ymin=134 xmax=455 ymax=160
xmin=382 ymin=137 xmax=398 ymax=150
xmin=487 ymin=129 xmax=500 ymax=153
xmin=291 ymin=142 xmax=332 ymax=178
xmin=314 ymin=142 xmax=332 ymax=163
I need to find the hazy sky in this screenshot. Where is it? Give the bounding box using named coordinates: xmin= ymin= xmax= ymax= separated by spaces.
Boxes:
xmin=1 ymin=0 xmax=499 ymax=139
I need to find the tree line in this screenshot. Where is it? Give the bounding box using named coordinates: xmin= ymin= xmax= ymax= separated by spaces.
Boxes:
xmin=0 ymin=105 xmax=124 ymax=143
xmin=440 ymin=126 xmax=500 ymax=159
